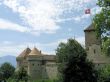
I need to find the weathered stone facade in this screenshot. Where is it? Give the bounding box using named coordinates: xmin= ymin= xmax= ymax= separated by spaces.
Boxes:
xmin=16 ymin=47 xmax=58 ymax=80
xmin=84 ymin=24 xmax=110 ymax=65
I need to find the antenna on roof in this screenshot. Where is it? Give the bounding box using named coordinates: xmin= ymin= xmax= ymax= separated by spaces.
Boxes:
xmin=74 ymin=35 xmax=75 ymax=39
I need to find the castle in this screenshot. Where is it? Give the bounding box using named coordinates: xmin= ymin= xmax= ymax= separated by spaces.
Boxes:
xmin=16 ymin=47 xmax=58 ymax=80
xmin=16 ymin=24 xmax=110 ymax=80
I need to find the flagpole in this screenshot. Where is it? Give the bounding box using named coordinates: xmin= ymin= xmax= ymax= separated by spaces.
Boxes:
xmin=90 ymin=10 xmax=93 ymax=24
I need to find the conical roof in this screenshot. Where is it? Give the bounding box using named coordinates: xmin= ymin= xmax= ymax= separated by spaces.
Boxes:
xmin=84 ymin=24 xmax=95 ymax=32
xmin=29 ymin=47 xmax=41 ymax=56
xmin=18 ymin=47 xmax=31 ymax=58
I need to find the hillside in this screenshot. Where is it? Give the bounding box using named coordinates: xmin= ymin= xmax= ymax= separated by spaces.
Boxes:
xmin=0 ymin=55 xmax=16 ymax=67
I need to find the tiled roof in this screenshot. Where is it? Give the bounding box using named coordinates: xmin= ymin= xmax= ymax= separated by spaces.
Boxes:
xmin=17 ymin=47 xmax=31 ymax=58
xmin=29 ymin=47 xmax=41 ymax=56
xmin=84 ymin=24 xmax=95 ymax=32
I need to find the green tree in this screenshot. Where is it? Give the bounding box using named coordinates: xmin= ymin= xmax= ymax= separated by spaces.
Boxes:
xmin=97 ymin=65 xmax=110 ymax=82
xmin=0 ymin=71 xmax=4 ymax=82
xmin=14 ymin=67 xmax=29 ymax=82
xmin=93 ymin=0 xmax=110 ymax=55
xmin=56 ymin=39 xmax=86 ymax=74
xmin=56 ymin=39 xmax=86 ymax=63
xmin=102 ymin=38 xmax=110 ymax=56
xmin=56 ymin=39 xmax=98 ymax=82
xmin=0 ymin=62 xmax=15 ymax=80
xmin=93 ymin=0 xmax=110 ymax=38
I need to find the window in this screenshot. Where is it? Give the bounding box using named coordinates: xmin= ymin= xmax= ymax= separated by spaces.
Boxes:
xmin=32 ymin=63 xmax=34 ymax=66
xmin=38 ymin=64 xmax=40 ymax=66
xmin=42 ymin=60 xmax=46 ymax=65
xmin=94 ymin=49 xmax=96 ymax=54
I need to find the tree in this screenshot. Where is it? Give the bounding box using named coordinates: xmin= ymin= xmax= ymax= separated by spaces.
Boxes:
xmin=0 ymin=71 xmax=4 ymax=82
xmin=97 ymin=65 xmax=110 ymax=82
xmin=102 ymin=38 xmax=110 ymax=56
xmin=63 ymin=57 xmax=98 ymax=82
xmin=56 ymin=39 xmax=86 ymax=63
xmin=56 ymin=39 xmax=86 ymax=73
xmin=0 ymin=62 xmax=15 ymax=80
xmin=14 ymin=67 xmax=29 ymax=82
xmin=93 ymin=0 xmax=110 ymax=55
xmin=56 ymin=39 xmax=98 ymax=82
xmin=93 ymin=0 xmax=110 ymax=38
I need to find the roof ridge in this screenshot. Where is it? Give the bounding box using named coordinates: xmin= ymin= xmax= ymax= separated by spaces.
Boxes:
xmin=17 ymin=47 xmax=31 ymax=58
xmin=84 ymin=23 xmax=95 ymax=32
xmin=29 ymin=47 xmax=42 ymax=56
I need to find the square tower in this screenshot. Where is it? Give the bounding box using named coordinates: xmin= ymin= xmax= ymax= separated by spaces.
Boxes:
xmin=84 ymin=24 xmax=101 ymax=49
xmin=84 ymin=24 xmax=102 ymax=63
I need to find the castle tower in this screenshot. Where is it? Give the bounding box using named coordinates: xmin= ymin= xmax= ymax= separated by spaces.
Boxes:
xmin=84 ymin=24 xmax=101 ymax=48
xmin=16 ymin=47 xmax=31 ymax=69
xmin=84 ymin=24 xmax=102 ymax=63
xmin=84 ymin=24 xmax=110 ymax=64
xmin=27 ymin=47 xmax=42 ymax=80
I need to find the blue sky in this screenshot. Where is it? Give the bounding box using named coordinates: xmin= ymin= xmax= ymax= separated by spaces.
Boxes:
xmin=0 ymin=0 xmax=100 ymax=56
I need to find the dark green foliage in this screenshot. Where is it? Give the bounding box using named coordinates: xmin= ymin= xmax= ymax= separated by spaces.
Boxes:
xmin=56 ymin=39 xmax=98 ymax=82
xmin=102 ymin=38 xmax=110 ymax=56
xmin=14 ymin=67 xmax=29 ymax=82
xmin=63 ymin=57 xmax=98 ymax=82
xmin=56 ymin=39 xmax=87 ymax=79
xmin=97 ymin=65 xmax=110 ymax=82
xmin=93 ymin=0 xmax=110 ymax=56
xmin=93 ymin=0 xmax=110 ymax=38
xmin=0 ymin=71 xmax=4 ymax=82
xmin=56 ymin=39 xmax=86 ymax=63
xmin=0 ymin=62 xmax=15 ymax=80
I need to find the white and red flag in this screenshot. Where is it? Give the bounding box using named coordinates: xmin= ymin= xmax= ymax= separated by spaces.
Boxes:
xmin=85 ymin=8 xmax=91 ymax=14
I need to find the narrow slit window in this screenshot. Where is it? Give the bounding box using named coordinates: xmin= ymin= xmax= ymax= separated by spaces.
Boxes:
xmin=32 ymin=64 xmax=34 ymax=66
xmin=94 ymin=49 xmax=96 ymax=54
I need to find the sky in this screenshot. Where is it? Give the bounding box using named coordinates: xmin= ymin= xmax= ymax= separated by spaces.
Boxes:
xmin=0 ymin=0 xmax=100 ymax=57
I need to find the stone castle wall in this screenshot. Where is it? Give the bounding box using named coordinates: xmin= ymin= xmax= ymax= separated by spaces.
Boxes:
xmin=17 ymin=55 xmax=58 ymax=80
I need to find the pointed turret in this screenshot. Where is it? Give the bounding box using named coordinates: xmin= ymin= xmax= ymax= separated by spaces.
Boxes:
xmin=29 ymin=47 xmax=42 ymax=56
xmin=17 ymin=47 xmax=31 ymax=58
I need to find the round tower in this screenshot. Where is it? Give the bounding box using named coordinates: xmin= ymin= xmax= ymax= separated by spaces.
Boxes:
xmin=27 ymin=47 xmax=42 ymax=80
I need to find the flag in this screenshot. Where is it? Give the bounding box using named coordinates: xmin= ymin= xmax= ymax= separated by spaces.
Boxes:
xmin=85 ymin=9 xmax=90 ymax=14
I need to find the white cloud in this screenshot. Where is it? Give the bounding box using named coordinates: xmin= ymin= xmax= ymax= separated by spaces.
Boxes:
xmin=76 ymin=36 xmax=85 ymax=46
xmin=74 ymin=14 xmax=90 ymax=22
xmin=55 ymin=14 xmax=90 ymax=22
xmin=0 ymin=37 xmax=85 ymax=56
xmin=0 ymin=18 xmax=30 ymax=32
xmin=0 ymin=0 xmax=95 ymax=34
